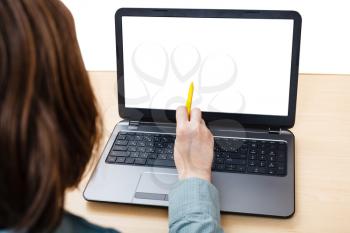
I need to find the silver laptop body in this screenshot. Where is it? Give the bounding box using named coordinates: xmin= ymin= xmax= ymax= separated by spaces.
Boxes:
xmin=84 ymin=8 xmax=302 ymax=218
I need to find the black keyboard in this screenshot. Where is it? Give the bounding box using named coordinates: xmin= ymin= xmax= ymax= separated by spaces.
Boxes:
xmin=105 ymin=131 xmax=287 ymax=176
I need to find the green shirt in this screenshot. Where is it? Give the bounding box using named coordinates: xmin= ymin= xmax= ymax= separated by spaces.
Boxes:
xmin=168 ymin=178 xmax=223 ymax=233
xmin=1 ymin=178 xmax=223 ymax=233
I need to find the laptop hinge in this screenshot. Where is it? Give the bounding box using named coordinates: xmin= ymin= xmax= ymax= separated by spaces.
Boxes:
xmin=128 ymin=120 xmax=140 ymax=129
xmin=268 ymin=127 xmax=282 ymax=135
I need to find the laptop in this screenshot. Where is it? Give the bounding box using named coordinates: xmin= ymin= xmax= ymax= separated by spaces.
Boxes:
xmin=84 ymin=8 xmax=302 ymax=218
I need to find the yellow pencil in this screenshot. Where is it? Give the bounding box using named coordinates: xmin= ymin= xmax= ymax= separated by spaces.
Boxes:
xmin=186 ymin=82 xmax=194 ymax=119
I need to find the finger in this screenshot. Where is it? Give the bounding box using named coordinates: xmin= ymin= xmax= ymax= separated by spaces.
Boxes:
xmin=176 ymin=106 xmax=188 ymax=126
xmin=201 ymin=120 xmax=213 ymax=137
xmin=190 ymin=107 xmax=202 ymax=124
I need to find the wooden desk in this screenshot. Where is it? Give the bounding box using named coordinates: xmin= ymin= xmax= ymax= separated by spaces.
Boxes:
xmin=65 ymin=72 xmax=350 ymax=233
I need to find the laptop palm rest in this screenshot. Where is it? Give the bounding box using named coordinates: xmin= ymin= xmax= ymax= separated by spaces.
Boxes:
xmin=134 ymin=172 xmax=178 ymax=202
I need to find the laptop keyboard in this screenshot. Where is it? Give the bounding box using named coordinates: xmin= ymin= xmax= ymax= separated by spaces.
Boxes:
xmin=105 ymin=131 xmax=287 ymax=176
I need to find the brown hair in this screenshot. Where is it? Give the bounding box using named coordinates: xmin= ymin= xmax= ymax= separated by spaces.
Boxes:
xmin=0 ymin=0 xmax=101 ymax=232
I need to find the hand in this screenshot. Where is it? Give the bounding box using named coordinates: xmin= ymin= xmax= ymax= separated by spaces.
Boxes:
xmin=174 ymin=106 xmax=214 ymax=182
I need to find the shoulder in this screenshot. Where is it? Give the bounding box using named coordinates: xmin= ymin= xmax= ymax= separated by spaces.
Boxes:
xmin=54 ymin=212 xmax=120 ymax=233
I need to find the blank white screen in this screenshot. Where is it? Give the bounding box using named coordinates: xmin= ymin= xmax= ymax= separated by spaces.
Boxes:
xmin=122 ymin=16 xmax=294 ymax=116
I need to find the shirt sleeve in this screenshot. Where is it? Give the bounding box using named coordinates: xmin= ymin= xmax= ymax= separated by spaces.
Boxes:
xmin=168 ymin=177 xmax=224 ymax=233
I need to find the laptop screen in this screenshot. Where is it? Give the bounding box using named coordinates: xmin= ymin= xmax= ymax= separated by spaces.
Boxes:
xmin=122 ymin=16 xmax=294 ymax=116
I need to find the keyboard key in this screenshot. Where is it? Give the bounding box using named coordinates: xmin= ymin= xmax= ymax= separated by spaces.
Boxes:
xmin=117 ymin=134 xmax=126 ymax=140
xmin=115 ymin=140 xmax=128 ymax=145
xmin=248 ymin=167 xmax=259 ymax=173
xmin=249 ymin=149 xmax=257 ymax=154
xmin=277 ymin=155 xmax=286 ymax=162
xmin=230 ymin=153 xmax=246 ymax=159
xmin=259 ymin=161 xmax=266 ymax=167
xmin=248 ymin=167 xmax=267 ymax=174
xmin=137 ymin=141 xmax=146 ymax=147
xmin=259 ymin=167 xmax=267 ymax=174
xmin=153 ymin=159 xmax=175 ymax=167
xmin=225 ymin=146 xmax=238 ymax=152
xmin=249 ymin=160 xmax=256 ymax=166
xmin=139 ymin=153 xmax=148 ymax=159
xmin=145 ymin=142 xmax=154 ymax=147
xmin=116 ymin=157 xmax=126 ymax=163
xmin=145 ymin=147 xmax=155 ymax=153
xmin=276 ymin=164 xmax=286 ymax=175
xmin=260 ymin=150 xmax=267 ymax=155
xmin=127 ymin=146 xmax=137 ymax=152
xmin=156 ymin=148 xmax=164 ymax=153
xmin=237 ymin=165 xmax=246 ymax=173
xmin=165 ymin=143 xmax=174 ymax=149
xmin=113 ymin=145 xmax=127 ymax=151
xmin=164 ymin=148 xmax=173 ymax=154
xmin=215 ymin=164 xmax=225 ymax=171
xmin=130 ymin=152 xmax=139 ymax=158
xmin=144 ymin=135 xmax=153 ymax=142
xmin=135 ymin=158 xmax=146 ymax=165
xmin=215 ymin=152 xmax=223 ymax=158
xmin=249 ymin=154 xmax=257 ymax=160
xmin=222 ymin=152 xmax=230 ymax=159
xmin=125 ymin=158 xmax=135 ymax=164
xmin=147 ymin=159 xmax=155 ymax=166
xmin=109 ymin=151 xmax=118 ymax=156
xmin=129 ymin=141 xmax=137 ymax=146
xmin=225 ymin=164 xmax=237 ymax=172
xmin=225 ymin=159 xmax=246 ymax=165
xmin=215 ymin=158 xmax=224 ymax=164
xmin=268 ymin=169 xmax=276 ymax=175
xmin=279 ymin=144 xmax=287 ymax=150
xmin=157 ymin=154 xmax=167 ymax=160
xmin=135 ymin=135 xmax=143 ymax=140
xmin=110 ymin=151 xmax=130 ymax=157
xmin=270 ymin=143 xmax=278 ymax=150
xmin=137 ymin=147 xmax=146 ymax=152
xmin=269 ymin=151 xmax=276 ymax=156
xmin=106 ymin=156 xmax=116 ymax=163
xmin=148 ymin=153 xmax=157 ymax=159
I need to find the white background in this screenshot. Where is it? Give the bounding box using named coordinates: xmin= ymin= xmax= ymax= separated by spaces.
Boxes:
xmin=62 ymin=0 xmax=350 ymax=74
xmin=123 ymin=17 xmax=293 ymax=116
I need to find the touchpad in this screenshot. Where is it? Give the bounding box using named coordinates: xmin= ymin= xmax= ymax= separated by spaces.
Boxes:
xmin=134 ymin=172 xmax=178 ymax=201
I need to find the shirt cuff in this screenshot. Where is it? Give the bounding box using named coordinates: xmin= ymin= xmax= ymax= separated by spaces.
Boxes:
xmin=168 ymin=177 xmax=221 ymax=226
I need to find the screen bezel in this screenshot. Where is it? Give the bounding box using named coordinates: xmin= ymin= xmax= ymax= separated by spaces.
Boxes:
xmin=115 ymin=8 xmax=302 ymax=128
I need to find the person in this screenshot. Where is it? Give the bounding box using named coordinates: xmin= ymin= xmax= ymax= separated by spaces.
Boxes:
xmin=0 ymin=1 xmax=223 ymax=233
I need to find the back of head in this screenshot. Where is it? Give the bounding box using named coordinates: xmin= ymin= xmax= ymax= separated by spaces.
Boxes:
xmin=0 ymin=0 xmax=101 ymax=232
